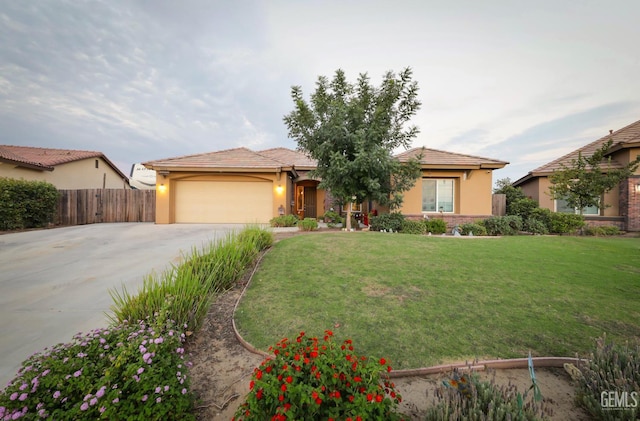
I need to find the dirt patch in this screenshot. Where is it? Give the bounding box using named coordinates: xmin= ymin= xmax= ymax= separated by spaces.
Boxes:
xmin=186 ymin=230 xmax=590 ymax=420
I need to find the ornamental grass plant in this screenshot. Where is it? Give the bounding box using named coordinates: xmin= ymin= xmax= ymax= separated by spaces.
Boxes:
xmin=233 ymin=331 xmax=405 ymax=421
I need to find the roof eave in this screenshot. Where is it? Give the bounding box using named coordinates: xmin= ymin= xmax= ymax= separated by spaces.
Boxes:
xmin=0 ymin=157 xmax=54 ymax=171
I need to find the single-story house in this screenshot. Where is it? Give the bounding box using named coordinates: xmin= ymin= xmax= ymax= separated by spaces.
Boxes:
xmin=144 ymin=146 xmax=508 ymax=225
xmin=0 ymin=145 xmax=130 ymax=189
xmin=512 ymin=119 xmax=640 ymax=231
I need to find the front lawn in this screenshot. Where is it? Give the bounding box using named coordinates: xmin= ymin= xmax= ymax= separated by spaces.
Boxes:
xmin=235 ymin=233 xmax=640 ymax=369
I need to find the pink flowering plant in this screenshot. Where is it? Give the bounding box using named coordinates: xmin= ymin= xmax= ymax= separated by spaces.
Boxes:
xmin=0 ymin=316 xmax=194 ymax=420
xmin=233 ymin=331 xmax=405 ymax=421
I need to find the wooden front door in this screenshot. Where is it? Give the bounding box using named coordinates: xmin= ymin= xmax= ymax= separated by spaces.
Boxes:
xmin=303 ymin=186 xmax=317 ymax=218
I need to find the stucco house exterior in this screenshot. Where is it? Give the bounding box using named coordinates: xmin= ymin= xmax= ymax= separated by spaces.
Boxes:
xmin=0 ymin=145 xmax=130 ymax=190
xmin=512 ymin=119 xmax=640 ymax=231
xmin=144 ymin=146 xmax=508 ymax=225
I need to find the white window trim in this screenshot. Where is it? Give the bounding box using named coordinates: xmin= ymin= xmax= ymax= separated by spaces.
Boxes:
xmin=554 ymin=198 xmax=599 ymax=215
xmin=422 ymin=178 xmax=455 ymax=213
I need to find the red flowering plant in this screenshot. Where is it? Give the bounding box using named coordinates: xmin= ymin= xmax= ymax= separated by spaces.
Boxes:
xmin=233 ymin=330 xmax=405 ymax=421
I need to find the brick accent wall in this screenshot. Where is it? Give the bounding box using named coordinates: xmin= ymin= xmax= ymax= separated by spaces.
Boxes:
xmin=620 ymin=176 xmax=640 ymax=232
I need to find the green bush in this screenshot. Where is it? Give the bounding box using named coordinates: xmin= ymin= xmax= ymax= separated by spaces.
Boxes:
xmin=0 ymin=316 xmax=195 ymax=421
xmin=425 ymin=371 xmax=551 ymax=420
xmin=298 ymin=218 xmax=319 ymax=231
xmin=323 ymin=210 xmax=343 ymax=224
xmin=508 ymin=198 xmax=539 ymax=220
xmin=369 ymin=212 xmax=405 ymax=232
xmin=424 ymin=218 xmax=447 ymax=234
xmin=575 ymin=336 xmax=639 ymax=420
xmin=482 ymin=216 xmax=522 ymax=236
xmin=269 ymin=214 xmax=299 ymax=227
xmin=524 ymin=217 xmax=549 ymax=235
xmin=401 ymin=219 xmax=426 ymax=235
xmin=234 ymin=332 xmax=404 ymax=420
xmin=549 ymin=213 xmax=585 ymax=234
xmin=0 ymin=177 xmax=59 ymax=230
xmin=583 ymin=225 xmax=622 ymax=236
xmin=526 ymin=208 xmax=553 ymax=233
xmin=459 ymin=223 xmax=487 ymax=236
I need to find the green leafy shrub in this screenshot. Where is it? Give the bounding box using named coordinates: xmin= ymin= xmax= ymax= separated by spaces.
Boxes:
xmin=524 ymin=217 xmax=549 ymax=235
xmin=0 ymin=177 xmax=59 ymax=230
xmin=401 ymin=219 xmax=425 ymax=235
xmin=370 ymin=212 xmax=405 ymax=232
xmin=323 ymin=210 xmax=343 ymax=224
xmin=575 ymin=336 xmax=639 ymax=420
xmin=424 ymin=218 xmax=447 ymax=234
xmin=508 ymin=198 xmax=539 ymax=220
xmin=525 ymin=208 xmax=553 ymax=233
xmin=298 ymin=218 xmax=319 ymax=231
xmin=481 ymin=216 xmax=522 ymax=236
xmin=269 ymin=215 xmax=299 ymax=227
xmin=583 ymin=225 xmax=622 ymax=236
xmin=425 ymin=371 xmax=551 ymax=420
xmin=233 ymin=331 xmax=404 ymax=421
xmin=459 ymin=223 xmax=487 ymax=236
xmin=0 ymin=317 xmax=194 ymax=421
xmin=549 ymin=213 xmax=585 ymax=234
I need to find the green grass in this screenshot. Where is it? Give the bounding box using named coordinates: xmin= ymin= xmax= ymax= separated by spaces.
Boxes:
xmin=235 ymin=233 xmax=640 ymax=369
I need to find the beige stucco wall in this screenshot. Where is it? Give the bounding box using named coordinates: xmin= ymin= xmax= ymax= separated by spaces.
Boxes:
xmin=155 ymin=172 xmax=286 ymax=224
xmin=0 ymin=159 xmax=129 ymax=189
xmin=398 ymin=168 xmax=495 ymax=215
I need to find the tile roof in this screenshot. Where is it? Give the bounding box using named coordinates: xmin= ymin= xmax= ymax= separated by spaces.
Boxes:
xmin=396 ymin=147 xmax=508 ymax=169
xmin=513 ymin=118 xmax=640 ymax=185
xmin=257 ymin=147 xmax=316 ymax=168
xmin=144 ymin=147 xmax=285 ymax=170
xmin=0 ymin=145 xmax=110 ymax=171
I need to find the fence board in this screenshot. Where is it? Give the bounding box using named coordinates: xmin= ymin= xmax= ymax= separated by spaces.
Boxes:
xmin=56 ymin=189 xmax=155 ymax=226
xmin=492 ymin=193 xmax=506 ymax=216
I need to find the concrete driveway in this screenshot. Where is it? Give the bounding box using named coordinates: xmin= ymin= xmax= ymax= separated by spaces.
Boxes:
xmin=0 ymin=222 xmax=245 ymax=388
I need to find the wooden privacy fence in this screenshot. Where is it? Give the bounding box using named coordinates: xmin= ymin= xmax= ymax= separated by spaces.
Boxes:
xmin=56 ymin=189 xmax=155 ymax=226
xmin=492 ymin=194 xmax=506 ymax=216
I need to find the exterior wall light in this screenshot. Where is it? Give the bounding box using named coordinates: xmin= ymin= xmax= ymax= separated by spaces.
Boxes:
xmin=158 ymin=183 xmax=166 ymax=193
xmin=276 ymin=185 xmax=284 ymax=195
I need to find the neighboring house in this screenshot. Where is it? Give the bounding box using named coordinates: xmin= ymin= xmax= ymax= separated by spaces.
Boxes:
xmin=0 ymin=145 xmax=130 ymax=190
xmin=512 ymin=119 xmax=640 ymax=231
xmin=144 ymin=146 xmax=508 ymax=225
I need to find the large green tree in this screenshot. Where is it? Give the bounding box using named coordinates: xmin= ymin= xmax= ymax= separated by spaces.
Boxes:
xmin=283 ymin=68 xmax=422 ymax=230
xmin=549 ymin=139 xmax=640 ymax=215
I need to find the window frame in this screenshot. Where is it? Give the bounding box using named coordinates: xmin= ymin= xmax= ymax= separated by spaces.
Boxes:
xmin=554 ymin=197 xmax=599 ymax=215
xmin=422 ymin=178 xmax=455 ymax=213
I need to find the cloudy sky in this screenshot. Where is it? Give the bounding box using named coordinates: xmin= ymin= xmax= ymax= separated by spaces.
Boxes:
xmin=1 ymin=0 xmax=639 ymax=183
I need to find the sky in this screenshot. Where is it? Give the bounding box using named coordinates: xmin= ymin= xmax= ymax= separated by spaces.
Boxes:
xmin=1 ymin=0 xmax=639 ymax=183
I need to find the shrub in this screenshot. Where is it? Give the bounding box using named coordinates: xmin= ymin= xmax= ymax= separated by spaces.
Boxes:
xmin=0 ymin=317 xmax=194 ymax=421
xmin=508 ymin=198 xmax=539 ymax=220
xmin=323 ymin=210 xmax=343 ymax=224
xmin=369 ymin=212 xmax=405 ymax=232
xmin=459 ymin=223 xmax=487 ymax=236
xmin=233 ymin=332 xmax=404 ymax=421
xmin=424 ymin=218 xmax=447 ymax=234
xmin=298 ymin=218 xmax=318 ymax=231
xmin=524 ymin=217 xmax=549 ymax=235
xmin=549 ymin=213 xmax=585 ymax=234
xmin=0 ymin=177 xmax=59 ymax=230
xmin=482 ymin=216 xmax=521 ymax=236
xmin=401 ymin=219 xmax=425 ymax=235
xmin=269 ymin=215 xmax=299 ymax=227
xmin=425 ymin=370 xmax=551 ymax=420
xmin=583 ymin=225 xmax=622 ymax=236
xmin=575 ymin=336 xmax=639 ymax=420
xmin=527 ymin=208 xmax=553 ymax=232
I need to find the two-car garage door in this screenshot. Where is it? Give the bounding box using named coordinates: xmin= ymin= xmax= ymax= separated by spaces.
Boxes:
xmin=175 ymin=180 xmax=273 ymax=223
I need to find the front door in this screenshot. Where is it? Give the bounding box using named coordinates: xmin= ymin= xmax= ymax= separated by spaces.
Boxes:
xmin=303 ymin=186 xmax=317 ymax=218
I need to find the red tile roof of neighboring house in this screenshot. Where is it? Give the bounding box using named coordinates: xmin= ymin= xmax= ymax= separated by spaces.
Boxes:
xmin=396 ymin=147 xmax=508 ymax=169
xmin=0 ymin=145 xmax=127 ymax=179
xmin=513 ymin=118 xmax=640 ymax=186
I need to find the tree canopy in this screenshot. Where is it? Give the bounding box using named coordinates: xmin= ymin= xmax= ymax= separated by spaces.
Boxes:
xmin=283 ymin=68 xmax=422 ymax=225
xmin=549 ymin=139 xmax=640 ymax=214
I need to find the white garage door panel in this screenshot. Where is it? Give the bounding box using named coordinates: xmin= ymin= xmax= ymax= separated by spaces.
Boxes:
xmin=175 ymin=181 xmax=272 ymax=223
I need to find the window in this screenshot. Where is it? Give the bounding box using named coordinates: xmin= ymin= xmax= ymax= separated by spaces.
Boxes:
xmin=422 ymin=179 xmax=454 ymax=213
xmin=555 ymin=198 xmax=599 ymax=215
xmin=95 ymin=159 xmax=99 ymax=169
